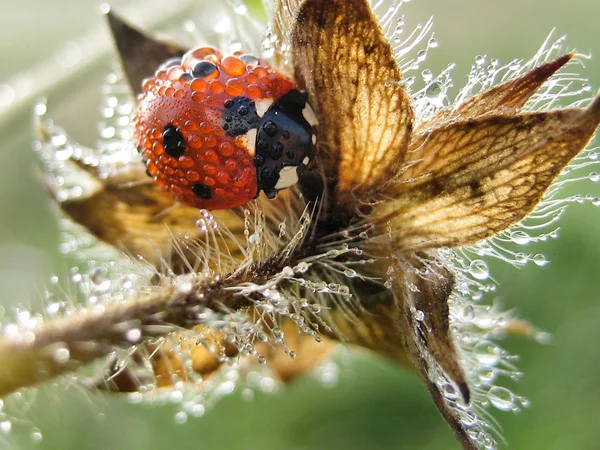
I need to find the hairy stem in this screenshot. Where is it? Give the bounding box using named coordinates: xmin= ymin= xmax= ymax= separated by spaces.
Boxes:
xmin=0 ymin=248 xmax=309 ymax=397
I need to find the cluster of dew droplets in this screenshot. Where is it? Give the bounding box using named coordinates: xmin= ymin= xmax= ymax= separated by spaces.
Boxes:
xmin=0 ymin=394 xmax=44 ymax=446
xmin=458 ymin=34 xmax=600 ymax=270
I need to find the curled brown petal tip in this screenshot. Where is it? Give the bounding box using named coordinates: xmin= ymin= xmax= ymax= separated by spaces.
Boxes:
xmin=374 ymin=101 xmax=600 ymax=251
xmin=106 ymin=10 xmax=186 ymax=94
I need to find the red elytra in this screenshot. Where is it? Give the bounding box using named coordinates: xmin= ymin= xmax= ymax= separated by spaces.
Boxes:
xmin=133 ymin=46 xmax=297 ymax=210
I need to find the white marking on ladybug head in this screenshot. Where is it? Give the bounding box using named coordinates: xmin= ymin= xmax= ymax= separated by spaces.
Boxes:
xmin=312 ymin=134 xmax=317 ymax=145
xmin=255 ymin=98 xmax=274 ymax=117
xmin=302 ymin=103 xmax=319 ymax=127
xmin=239 ymin=128 xmax=257 ymax=156
xmin=302 ymin=156 xmax=310 ymax=165
xmin=274 ymin=165 xmax=299 ymax=190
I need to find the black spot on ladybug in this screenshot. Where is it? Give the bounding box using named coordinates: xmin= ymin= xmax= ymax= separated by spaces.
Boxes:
xmin=286 ymin=148 xmax=295 ymax=159
xmin=221 ymin=96 xmax=259 ymax=137
xmin=191 ymin=61 xmax=217 ymax=78
xmin=282 ymin=130 xmax=290 ymax=139
xmin=192 ymin=183 xmax=212 ymax=199
xmin=254 ymin=155 xmax=265 ymax=167
xmin=260 ymin=165 xmax=280 ymax=191
xmin=263 ymin=121 xmax=278 ymax=137
xmin=257 ymin=139 xmax=269 ymax=153
xmin=162 ymin=124 xmax=186 ymax=157
xmin=271 ymin=142 xmax=284 ymax=159
xmin=224 ymin=99 xmax=234 ymax=108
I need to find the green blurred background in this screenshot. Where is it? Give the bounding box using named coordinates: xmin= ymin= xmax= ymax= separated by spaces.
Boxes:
xmin=1 ymin=0 xmax=599 ymax=449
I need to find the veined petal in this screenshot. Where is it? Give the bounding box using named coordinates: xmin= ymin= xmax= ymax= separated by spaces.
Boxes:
xmin=372 ymin=95 xmax=600 ymax=250
xmin=291 ymin=0 xmax=414 ymax=205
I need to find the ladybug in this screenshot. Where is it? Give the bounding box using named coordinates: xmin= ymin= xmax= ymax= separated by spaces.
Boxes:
xmin=132 ymin=46 xmax=318 ymax=209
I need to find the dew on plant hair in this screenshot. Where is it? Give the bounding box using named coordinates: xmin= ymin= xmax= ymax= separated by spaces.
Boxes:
xmin=469 ymin=260 xmax=490 ymax=281
xmin=510 ymin=230 xmax=531 ymax=245
xmin=30 ymin=428 xmax=43 ymax=442
xmin=0 ymin=420 xmax=11 ymax=434
xmin=51 ymin=345 xmax=70 ymax=365
xmin=532 ymin=254 xmax=548 ymax=267
xmin=174 ymin=411 xmax=188 ymax=424
xmin=487 ymin=386 xmax=516 ymax=412
xmin=90 ymin=268 xmax=111 ymax=292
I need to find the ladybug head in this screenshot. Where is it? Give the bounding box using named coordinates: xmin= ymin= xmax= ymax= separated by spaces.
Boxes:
xmin=253 ymin=90 xmax=318 ymax=199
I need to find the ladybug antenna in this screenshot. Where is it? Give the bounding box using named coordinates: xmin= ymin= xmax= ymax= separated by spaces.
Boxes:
xmin=105 ymin=8 xmax=187 ymax=95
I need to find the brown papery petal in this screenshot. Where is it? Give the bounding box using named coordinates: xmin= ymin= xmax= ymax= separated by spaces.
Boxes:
xmin=61 ymin=182 xmax=234 ymax=271
xmin=291 ymin=0 xmax=414 ymax=205
xmin=106 ymin=10 xmax=186 ymax=94
xmin=414 ymin=54 xmax=574 ymax=135
xmin=391 ymin=256 xmax=475 ymax=449
xmin=372 ymin=95 xmax=600 ymax=251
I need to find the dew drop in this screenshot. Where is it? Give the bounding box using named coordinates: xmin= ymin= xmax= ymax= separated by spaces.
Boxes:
xmin=30 ymin=428 xmax=43 ymax=442
xmin=469 ymin=260 xmax=489 ymax=280
xmin=589 ymin=172 xmax=600 ymax=182
xmin=175 ymin=411 xmax=188 ymax=424
xmin=256 ymin=331 xmax=269 ymax=343
xmin=296 ymin=262 xmax=309 ymax=273
xmin=125 ymin=328 xmax=142 ymax=343
xmin=192 ymin=404 xmax=206 ymax=417
xmin=52 ymin=345 xmax=70 ymax=364
xmin=343 ymin=269 xmax=357 ymax=278
xmin=91 ymin=268 xmax=111 ymax=292
xmin=473 ymin=341 xmax=501 ymax=366
xmin=121 ymin=275 xmax=134 ymax=290
xmin=462 ymin=305 xmax=475 ymax=321
xmin=425 ymin=82 xmax=445 ymax=107
xmin=488 ymin=386 xmax=515 ymax=411
xmin=0 ymin=420 xmax=11 ymax=433
xmin=272 ymin=327 xmax=284 ymax=340
xmin=511 ymin=230 xmax=531 ymax=245
xmin=475 ymin=55 xmax=485 ymax=66
xmin=532 ymin=254 xmax=548 ymax=267
xmin=427 ymin=36 xmax=438 ymax=48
